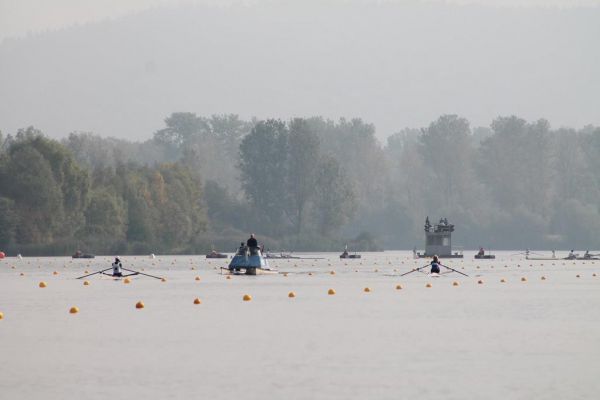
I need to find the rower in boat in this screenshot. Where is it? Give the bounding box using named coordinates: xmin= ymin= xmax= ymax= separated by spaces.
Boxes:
xmin=430 ymin=255 xmax=441 ymax=274
xmin=112 ymin=257 xmax=123 ymax=277
xmin=247 ymin=234 xmax=258 ymax=249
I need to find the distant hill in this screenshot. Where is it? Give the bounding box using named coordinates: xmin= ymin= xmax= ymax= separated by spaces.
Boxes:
xmin=1 ymin=3 xmax=599 ymax=140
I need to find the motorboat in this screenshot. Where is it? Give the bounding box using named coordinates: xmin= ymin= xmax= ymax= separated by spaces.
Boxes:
xmin=223 ymin=246 xmax=277 ymax=275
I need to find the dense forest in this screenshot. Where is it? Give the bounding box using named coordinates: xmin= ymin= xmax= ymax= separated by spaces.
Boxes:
xmin=1 ymin=113 xmax=599 ymax=255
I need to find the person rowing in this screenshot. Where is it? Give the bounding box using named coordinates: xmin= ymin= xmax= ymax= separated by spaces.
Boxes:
xmin=112 ymin=257 xmax=123 ymax=277
xmin=430 ymin=255 xmax=441 ymax=274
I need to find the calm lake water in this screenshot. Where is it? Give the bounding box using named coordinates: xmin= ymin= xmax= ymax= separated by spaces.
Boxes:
xmin=1 ymin=251 xmax=599 ymax=399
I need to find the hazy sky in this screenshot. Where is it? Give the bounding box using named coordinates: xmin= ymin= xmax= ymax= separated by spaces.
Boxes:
xmin=2 ymin=0 xmax=599 ymax=41
xmin=1 ymin=0 xmax=599 ymax=141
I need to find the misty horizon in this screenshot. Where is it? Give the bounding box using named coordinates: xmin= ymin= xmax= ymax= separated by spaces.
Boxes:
xmin=1 ymin=1 xmax=599 ymax=141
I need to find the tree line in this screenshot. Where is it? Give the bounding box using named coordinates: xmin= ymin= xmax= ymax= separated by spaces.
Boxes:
xmin=1 ymin=113 xmax=599 ymax=255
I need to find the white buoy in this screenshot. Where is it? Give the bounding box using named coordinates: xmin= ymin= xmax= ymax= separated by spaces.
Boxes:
xmin=17 ymin=254 xmax=23 ymax=260
xmin=150 ymin=253 xmax=156 ymax=259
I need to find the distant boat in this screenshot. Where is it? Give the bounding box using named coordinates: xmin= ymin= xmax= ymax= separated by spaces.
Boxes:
xmin=72 ymin=250 xmax=95 ymax=259
xmin=206 ymin=250 xmax=228 ymax=259
xmin=474 ymin=248 xmax=495 ymax=259
xmin=340 ymin=245 xmax=361 ymax=259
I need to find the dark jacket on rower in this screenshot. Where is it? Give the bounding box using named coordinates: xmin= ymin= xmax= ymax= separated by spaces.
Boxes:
xmin=430 ymin=255 xmax=441 ymax=274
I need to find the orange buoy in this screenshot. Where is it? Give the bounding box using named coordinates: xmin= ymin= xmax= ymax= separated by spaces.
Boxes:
xmin=135 ymin=301 xmax=145 ymax=309
xmin=395 ymin=284 xmax=402 ymax=290
xmin=193 ymin=298 xmax=202 ymax=305
xmin=521 ymin=277 xmax=527 ymax=282
xmin=195 ymin=276 xmax=201 ymax=281
xmin=328 ymin=288 xmax=336 ymax=295
xmin=453 ymin=281 xmax=459 ymax=286
xmin=363 ymin=287 xmax=371 ymax=293
xmin=83 ymin=280 xmax=90 ymax=286
xmin=288 ymin=291 xmax=296 ymax=298
xmin=39 ymin=281 xmax=47 ymax=288
xmin=243 ymin=294 xmax=252 ymax=301
xmin=478 ymin=279 xmax=484 ymax=284
xmin=426 ymin=283 xmax=432 ymax=288
xmin=123 ymin=278 xmax=131 ymax=284
xmin=69 ymin=306 xmax=79 ymax=314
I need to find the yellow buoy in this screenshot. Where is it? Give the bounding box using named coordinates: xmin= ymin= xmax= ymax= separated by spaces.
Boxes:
xmin=288 ymin=291 xmax=296 ymax=298
xmin=330 ymin=270 xmax=336 ymax=275
xmin=395 ymin=284 xmax=402 ymax=290
xmin=308 ymin=272 xmax=313 ymax=276
xmin=161 ymin=278 xmax=167 ymax=282
xmin=328 ymin=288 xmax=336 ymax=295
xmin=69 ymin=306 xmax=79 ymax=314
xmin=83 ymin=280 xmax=90 ymax=286
xmin=425 ymin=283 xmax=432 ymax=288
xmin=243 ymin=294 xmax=252 ymax=301
xmin=541 ymin=276 xmax=546 ymax=280
xmin=39 ymin=281 xmax=47 ymax=288
xmin=123 ymin=278 xmax=131 ymax=284
xmin=521 ymin=277 xmax=527 ymax=282
xmin=0 ymin=312 xmax=3 ymax=320
xmin=193 ymin=298 xmax=202 ymax=305
xmin=135 ymin=301 xmax=145 ymax=309
xmin=195 ymin=276 xmax=201 ymax=281
xmin=364 ymin=287 xmax=371 ymax=293
xmin=20 ymin=272 xmax=25 ymax=276
xmin=84 ymin=270 xmax=89 ymax=274
xmin=53 ymin=271 xmax=59 ymax=275
xmin=453 ymin=281 xmax=459 ymax=286
xmin=478 ymin=280 xmax=484 ymax=284
xmin=576 ymin=274 xmax=581 ymax=278
xmin=226 ymin=275 xmax=231 ymax=280
xmin=500 ymin=278 xmax=506 ymax=283
xmin=283 ymin=272 xmax=288 ymax=277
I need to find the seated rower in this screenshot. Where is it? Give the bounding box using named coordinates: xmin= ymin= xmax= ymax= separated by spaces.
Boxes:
xmin=430 ymin=255 xmax=441 ymax=274
xmin=112 ymin=257 xmax=123 ymax=277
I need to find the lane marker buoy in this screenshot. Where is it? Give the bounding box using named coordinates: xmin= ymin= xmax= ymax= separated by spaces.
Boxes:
xmin=39 ymin=281 xmax=47 ymax=288
xmin=328 ymin=288 xmax=336 ymax=295
xmin=135 ymin=301 xmax=145 ymax=309
xmin=521 ymin=277 xmax=527 ymax=282
xmin=193 ymin=298 xmax=202 ymax=305
xmin=500 ymin=278 xmax=506 ymax=283
xmin=288 ymin=291 xmax=296 ymax=298
xmin=364 ymin=287 xmax=371 ymax=293
xmin=478 ymin=280 xmax=484 ymax=284
xmin=243 ymin=294 xmax=252 ymax=301
xmin=426 ymin=283 xmax=432 ymax=288
xmin=195 ymin=276 xmax=201 ymax=281
xmin=453 ymin=281 xmax=459 ymax=286
xmin=83 ymin=280 xmax=90 ymax=286
xmin=69 ymin=306 xmax=79 ymax=314
xmin=395 ymin=284 xmax=402 ymax=290
xmin=124 ymin=278 xmax=131 ymax=284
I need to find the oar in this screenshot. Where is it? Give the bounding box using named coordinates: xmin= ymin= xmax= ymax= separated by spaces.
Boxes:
xmin=122 ymin=267 xmax=163 ymax=280
xmin=440 ymin=264 xmax=469 ymax=277
xmin=400 ymin=264 xmax=430 ymax=277
xmin=76 ymin=267 xmax=112 ymax=279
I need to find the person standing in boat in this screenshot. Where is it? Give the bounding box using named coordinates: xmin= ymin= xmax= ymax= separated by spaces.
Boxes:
xmin=430 ymin=255 xmax=441 ymax=274
xmin=112 ymin=257 xmax=123 ymax=277
xmin=247 ymin=234 xmax=258 ymax=249
xmin=477 ymin=247 xmax=485 ymax=257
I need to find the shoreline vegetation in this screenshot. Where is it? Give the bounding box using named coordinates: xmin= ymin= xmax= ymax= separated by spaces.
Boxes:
xmin=1 ymin=113 xmax=599 ymax=256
